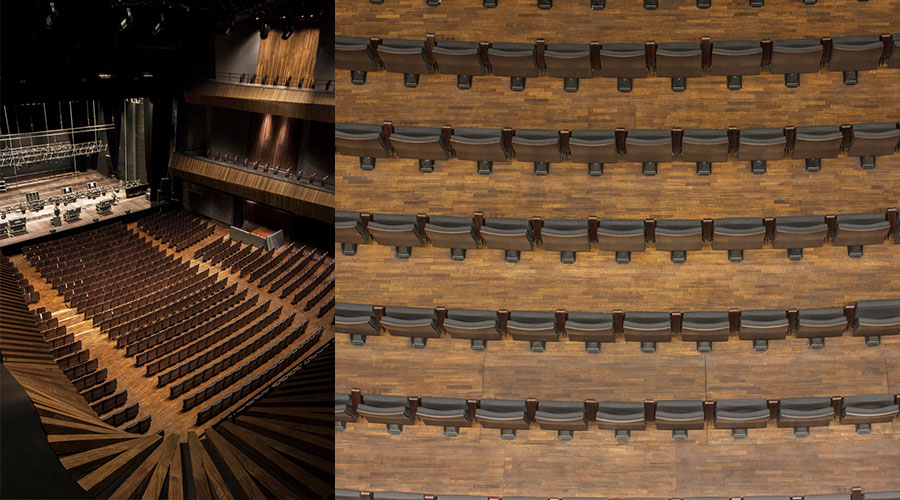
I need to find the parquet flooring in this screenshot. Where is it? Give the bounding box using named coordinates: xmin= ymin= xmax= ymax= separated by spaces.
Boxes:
xmin=336 ymin=0 xmax=900 ymax=43
xmin=11 ymin=218 xmax=333 ymax=437
xmin=336 ymin=154 xmax=900 ymax=218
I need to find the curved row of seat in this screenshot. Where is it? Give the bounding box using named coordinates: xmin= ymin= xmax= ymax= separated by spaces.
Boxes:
xmin=336 ymin=299 xmax=900 ymax=352
xmin=338 ymin=490 xmax=900 ymax=500
xmin=336 ymin=210 xmax=899 ymax=263
xmin=336 ymin=122 xmax=900 ymax=175
xmin=336 ymin=35 xmax=900 ymax=90
xmin=336 ymin=390 xmax=900 ymax=440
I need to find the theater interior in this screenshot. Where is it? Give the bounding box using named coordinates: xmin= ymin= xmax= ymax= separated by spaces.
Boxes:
xmin=1 ymin=0 xmax=334 ymax=498
xmin=333 ymin=0 xmax=900 ymax=499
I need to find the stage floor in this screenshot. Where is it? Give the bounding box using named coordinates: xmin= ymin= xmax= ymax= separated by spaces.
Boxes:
xmin=0 ymin=171 xmax=152 ymax=249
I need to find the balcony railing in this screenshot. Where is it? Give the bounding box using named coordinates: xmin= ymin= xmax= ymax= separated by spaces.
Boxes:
xmin=183 ymin=149 xmax=334 ymax=193
xmin=213 ymin=72 xmax=334 ymax=94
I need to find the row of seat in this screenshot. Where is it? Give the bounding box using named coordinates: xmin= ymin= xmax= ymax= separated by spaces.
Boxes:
xmin=337 ymin=35 xmax=900 ymax=90
xmin=336 ymin=122 xmax=900 ymax=175
xmin=337 ymin=211 xmax=899 ymax=263
xmin=338 ymin=490 xmax=900 ymax=500
xmin=336 ymin=391 xmax=900 ymax=440
xmin=138 ymin=210 xmax=213 ymax=252
xmin=336 ymin=299 xmax=900 ymax=352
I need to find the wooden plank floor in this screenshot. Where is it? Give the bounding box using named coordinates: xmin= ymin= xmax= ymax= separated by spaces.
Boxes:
xmin=336 ymin=420 xmax=900 ymax=497
xmin=335 ymin=154 xmax=900 ymax=218
xmin=335 ymin=242 xmax=900 ymax=311
xmin=11 ymin=219 xmax=334 ymax=437
xmin=336 ymin=0 xmax=900 ymax=43
xmin=336 ymin=69 xmax=900 ymax=130
xmin=336 ymin=329 xmax=900 ymax=400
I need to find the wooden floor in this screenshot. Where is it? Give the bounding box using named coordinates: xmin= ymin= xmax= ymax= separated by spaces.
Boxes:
xmin=336 ymin=421 xmax=900 ymax=497
xmin=336 ymin=154 xmax=900 ymax=218
xmin=337 ymin=69 xmax=900 ymax=130
xmin=336 ymin=0 xmax=900 ymax=42
xmin=336 ymin=242 xmax=900 ymax=311
xmin=11 ymin=217 xmax=333 ymax=437
xmin=0 ymin=171 xmax=151 ymax=248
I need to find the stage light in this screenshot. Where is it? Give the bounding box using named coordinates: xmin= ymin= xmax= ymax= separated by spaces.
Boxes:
xmin=281 ymin=24 xmax=293 ymax=40
xmin=118 ymin=7 xmax=133 ymax=31
xmin=259 ymin=21 xmax=270 ymax=39
xmin=218 ymin=21 xmax=233 ymax=36
xmin=45 ymin=2 xmax=59 ymax=29
xmin=151 ymin=13 xmax=165 ymax=35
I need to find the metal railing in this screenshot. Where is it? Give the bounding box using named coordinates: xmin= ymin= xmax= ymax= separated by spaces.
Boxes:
xmin=213 ymin=72 xmax=334 ymax=94
xmin=187 ymin=149 xmax=334 ymax=192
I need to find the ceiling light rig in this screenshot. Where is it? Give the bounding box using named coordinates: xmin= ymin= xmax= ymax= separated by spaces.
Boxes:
xmin=118 ymin=6 xmax=133 ymax=31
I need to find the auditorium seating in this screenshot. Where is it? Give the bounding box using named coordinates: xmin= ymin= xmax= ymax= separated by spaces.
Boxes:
xmin=432 ymin=40 xmax=485 ymax=89
xmin=852 ymin=299 xmax=900 ymax=346
xmin=475 ymin=399 xmax=530 ymax=439
xmin=541 ymin=219 xmax=590 ymax=263
xmin=792 ymin=126 xmax=842 ymax=172
xmin=424 ymin=215 xmax=478 ymax=261
xmin=336 ymin=393 xmax=358 ymax=431
xmin=416 ymin=397 xmax=472 ymax=436
xmin=357 ymin=394 xmax=415 ymax=434
xmin=336 ymin=36 xmax=379 ymax=85
xmin=622 ymin=311 xmax=671 ymax=353
xmin=714 ymin=398 xmax=770 ymax=439
xmin=655 ymin=400 xmax=705 ymax=439
xmin=377 ymin=39 xmax=429 ymax=87
xmin=655 ymin=43 xmax=702 ymax=92
xmin=480 ymin=217 xmax=533 ymax=262
xmin=737 ymin=128 xmax=786 ymax=173
xmin=847 ymin=122 xmax=900 ymax=169
xmin=710 ymin=40 xmax=762 ymax=90
xmin=711 ymin=218 xmax=765 ymax=262
xmin=507 ymin=310 xmax=559 ymax=352
xmin=832 ymin=213 xmax=890 ymax=258
xmin=443 ymin=308 xmax=501 ymax=350
xmin=390 ymin=126 xmax=448 ymax=172
xmin=544 ymin=44 xmax=593 ymax=92
xmin=796 ymin=307 xmax=847 ymax=349
xmin=336 ymin=302 xmax=380 ymax=345
xmin=512 ymin=129 xmax=561 ymax=175
xmin=778 ymin=397 xmax=834 ymax=437
xmin=738 ymin=309 xmax=790 ymax=351
xmin=625 ymin=130 xmax=672 ymax=175
xmin=367 ymin=214 xmax=423 ymax=258
xmin=380 ymin=306 xmax=440 ymax=347
xmin=840 ymin=394 xmax=900 ymax=434
xmin=772 ymin=216 xmax=828 ymax=260
xmin=681 ymin=311 xmax=731 ymax=352
xmin=565 ymin=311 xmax=615 ymax=353
xmin=655 ymin=219 xmax=703 ymax=263
xmin=681 ymin=129 xmax=730 ymax=175
xmin=596 ymin=401 xmax=646 ymax=441
xmin=828 ymin=36 xmax=884 ymax=85
xmin=534 ymin=400 xmax=588 ymax=440
xmin=336 ymin=123 xmax=389 ymax=170
xmin=598 ymin=43 xmax=648 ymax=92
xmin=449 ymin=127 xmax=507 ymax=174
xmin=568 ymin=130 xmax=617 ymax=175
xmin=596 ymin=219 xmax=646 ymax=263
xmin=487 ymin=42 xmax=539 ymax=91
xmin=770 ymin=39 xmax=823 ymax=88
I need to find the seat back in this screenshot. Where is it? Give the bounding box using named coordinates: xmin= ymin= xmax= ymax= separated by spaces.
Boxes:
xmin=712 ymin=218 xmax=765 ymax=250
xmin=829 ymin=36 xmax=883 ymax=72
xmin=596 ymin=219 xmax=646 ymax=252
xmin=772 ymin=215 xmax=827 ymax=249
xmin=377 ymin=39 xmax=430 ymax=74
xmin=625 ymin=130 xmax=673 ymax=162
xmin=598 ymin=43 xmax=648 ymax=78
xmin=336 ymin=211 xmax=368 ymax=245
xmin=737 ymin=128 xmax=786 ymax=160
xmin=481 ymin=217 xmax=533 ymax=251
xmin=433 ymin=41 xmax=485 ymax=76
xmin=336 ymin=123 xmax=388 ymax=159
xmin=444 ymin=309 xmax=501 ymax=340
xmin=544 ymin=44 xmax=593 ymax=78
xmin=391 ymin=126 xmax=448 ymax=160
xmin=512 ymin=129 xmax=561 ymax=163
xmin=792 ymin=126 xmax=842 ymax=159
xmin=796 ymin=307 xmax=847 ymax=338
xmin=710 ymin=40 xmax=763 ymax=76
xmin=450 ymin=128 xmax=508 ymax=161
xmin=541 ymin=219 xmax=590 ymax=252
xmin=335 ymin=36 xmax=378 ymax=71
xmin=848 ymin=123 xmax=900 ymax=157
xmin=833 ymin=213 xmax=890 ymax=246
xmin=655 ymin=219 xmax=703 ymax=252
xmin=655 ymin=43 xmax=703 ymax=78
xmin=425 ymin=215 xmax=478 ymax=250
xmin=368 ymin=214 xmax=423 ymax=248
xmin=770 ymin=39 xmax=823 ymax=75
xmin=568 ymin=130 xmax=618 ymax=163
xmin=487 ymin=42 xmax=539 ymax=77
xmin=622 ymin=311 xmax=672 ymax=342
xmin=681 ymin=129 xmax=730 ymax=162
xmin=739 ymin=309 xmax=789 ymax=340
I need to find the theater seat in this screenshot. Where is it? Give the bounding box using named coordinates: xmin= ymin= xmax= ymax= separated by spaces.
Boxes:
xmin=357 ymin=394 xmax=415 ymax=434
xmin=805 ymin=496 xmax=849 ymax=500
xmin=792 ymin=126 xmax=842 ymax=172
xmin=890 ymin=34 xmax=900 ymax=67
xmin=848 ymin=123 xmax=900 ymax=169
xmin=381 ymin=306 xmax=440 ymax=348
xmin=335 ymin=36 xmax=377 ymax=85
xmin=450 ymin=127 xmax=508 ymax=174
xmin=481 ymin=217 xmax=534 ymax=262
xmin=438 ymin=497 xmax=490 ymax=500
xmin=853 ymin=299 xmax=900 ymax=346
xmin=656 ymin=43 xmax=703 ymax=91
xmin=681 ymin=129 xmax=729 ymax=175
xmin=565 ymin=311 xmax=615 ymax=353
xmin=336 ymin=302 xmax=379 ymax=345
xmin=864 ymin=493 xmax=900 ymax=500
xmin=376 ymin=39 xmax=430 ymax=87
xmin=778 ymin=397 xmax=834 ymax=437
xmin=568 ymin=130 xmax=618 ymax=175
xmin=433 ymin=40 xmax=485 ymax=89
xmin=738 ymin=128 xmax=786 ymax=173
xmin=829 ymin=35 xmax=883 ymax=85
xmin=655 ymin=219 xmax=703 ymax=263
xmin=541 ymin=219 xmax=590 ymax=263
xmin=841 ymin=394 xmax=899 ymax=434
xmin=417 ymin=397 xmax=472 ymax=436
xmin=443 ymin=308 xmax=502 ymax=351
xmin=337 ymin=490 xmax=360 ymax=500
xmin=476 ymin=399 xmax=530 ymax=439
xmin=335 ymin=393 xmax=357 ymax=431
xmin=544 ymin=43 xmax=593 ymax=92
xmin=712 ymin=218 xmax=765 ymax=262
xmin=336 ymin=210 xmax=369 ymax=256
xmin=367 ymin=214 xmax=424 ymax=258
xmin=595 ymin=401 xmax=646 ymax=440
xmin=623 ymin=311 xmax=672 ymax=353
xmin=681 ymin=311 xmax=731 ymax=352
xmin=390 ymin=126 xmax=448 ymax=172
xmin=796 ymin=307 xmax=847 ymax=349
xmin=770 ymin=39 xmax=823 ymax=88
xmin=335 ymin=123 xmax=388 ymax=170
xmin=425 ymin=215 xmax=478 ymax=261
xmin=772 ymin=215 xmax=827 ymax=260
xmin=534 ymin=400 xmax=588 ymax=440
xmin=598 ymin=43 xmax=648 ymax=92
xmin=507 ymin=310 xmax=559 ymax=352
xmin=487 ymin=42 xmax=539 ymax=91
xmin=739 ymin=309 xmax=789 ymax=351
xmin=714 ymin=398 xmax=769 ymax=439
xmin=710 ymin=40 xmax=762 ymax=90
xmin=596 ymin=219 xmax=646 ymax=263
xmin=625 ymin=130 xmax=673 ymax=175
xmin=833 ymin=213 xmax=890 ymax=258
xmin=655 ymin=400 xmax=705 ymax=439
xmin=373 ymin=492 xmax=425 ymax=500
xmin=512 ymin=129 xmax=561 ymax=175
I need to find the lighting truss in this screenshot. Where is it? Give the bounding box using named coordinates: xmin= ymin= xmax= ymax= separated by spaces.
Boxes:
xmin=0 ymin=179 xmax=145 ymax=217
xmin=0 ymin=140 xmax=109 ymax=168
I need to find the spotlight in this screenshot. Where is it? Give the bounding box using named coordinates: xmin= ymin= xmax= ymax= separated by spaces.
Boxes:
xmin=281 ymin=24 xmax=293 ymax=40
xmin=218 ymin=21 xmax=233 ymax=36
xmin=45 ymin=2 xmax=58 ymax=29
xmin=151 ymin=13 xmax=165 ymax=35
xmin=258 ymin=21 xmax=270 ymax=39
xmin=118 ymin=7 xmax=132 ymax=31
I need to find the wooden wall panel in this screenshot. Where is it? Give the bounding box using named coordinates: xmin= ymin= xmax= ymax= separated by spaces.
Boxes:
xmin=335 ymin=155 xmax=900 ymax=218
xmin=335 ymin=242 xmax=900 ymax=311
xmin=185 ymin=81 xmax=334 ymax=123
xmin=256 ymin=27 xmax=320 ymax=86
xmin=336 ymin=69 xmax=900 ymax=129
xmin=336 ymin=0 xmax=900 ymax=42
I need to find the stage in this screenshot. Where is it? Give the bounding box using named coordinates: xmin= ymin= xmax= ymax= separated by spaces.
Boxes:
xmin=0 ymin=171 xmax=152 ymax=249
